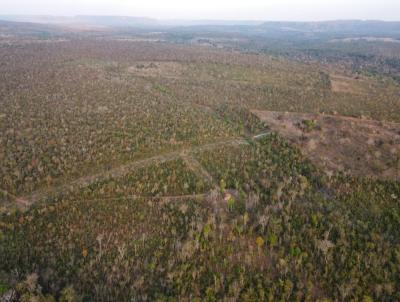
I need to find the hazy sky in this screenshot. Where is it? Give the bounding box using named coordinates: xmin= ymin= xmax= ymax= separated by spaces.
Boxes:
xmin=2 ymin=0 xmax=400 ymax=21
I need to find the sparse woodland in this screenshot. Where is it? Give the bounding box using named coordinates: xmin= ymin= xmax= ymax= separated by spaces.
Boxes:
xmin=0 ymin=29 xmax=399 ymax=301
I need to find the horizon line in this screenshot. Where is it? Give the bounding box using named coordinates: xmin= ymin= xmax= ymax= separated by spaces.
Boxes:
xmin=1 ymin=14 xmax=400 ymax=23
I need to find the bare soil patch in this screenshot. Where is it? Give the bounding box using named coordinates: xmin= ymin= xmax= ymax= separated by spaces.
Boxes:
xmin=330 ymin=74 xmax=366 ymax=94
xmin=252 ymin=110 xmax=400 ymax=180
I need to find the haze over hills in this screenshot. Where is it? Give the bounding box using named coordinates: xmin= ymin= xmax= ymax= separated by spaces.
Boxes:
xmin=1 ymin=15 xmax=400 ymax=33
xmin=0 ymin=15 xmax=265 ymax=27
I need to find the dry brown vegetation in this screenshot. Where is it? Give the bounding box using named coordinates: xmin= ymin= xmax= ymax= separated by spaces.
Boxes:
xmin=252 ymin=110 xmax=400 ymax=180
xmin=127 ymin=61 xmax=187 ymax=78
xmin=330 ymin=74 xmax=367 ymax=94
xmin=0 ymin=35 xmax=399 ymax=301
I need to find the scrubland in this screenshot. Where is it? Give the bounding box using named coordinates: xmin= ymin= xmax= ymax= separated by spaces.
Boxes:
xmin=0 ymin=36 xmax=399 ymax=301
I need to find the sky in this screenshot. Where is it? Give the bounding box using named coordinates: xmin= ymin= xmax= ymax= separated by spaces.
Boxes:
xmin=2 ymin=0 xmax=400 ymax=21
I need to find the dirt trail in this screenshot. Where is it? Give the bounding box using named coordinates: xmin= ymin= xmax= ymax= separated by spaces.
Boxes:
xmin=181 ymin=154 xmax=216 ymax=187
xmin=67 ymin=193 xmax=208 ymax=204
xmin=17 ymin=138 xmax=248 ymax=208
xmin=253 ymin=132 xmax=271 ymax=140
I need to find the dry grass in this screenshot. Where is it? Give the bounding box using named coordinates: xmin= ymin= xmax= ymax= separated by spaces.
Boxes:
xmin=252 ymin=110 xmax=400 ymax=180
xmin=330 ymin=74 xmax=367 ymax=94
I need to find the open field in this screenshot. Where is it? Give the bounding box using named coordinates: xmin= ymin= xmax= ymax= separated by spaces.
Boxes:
xmin=0 ymin=21 xmax=400 ymax=301
xmin=252 ymin=110 xmax=400 ymax=180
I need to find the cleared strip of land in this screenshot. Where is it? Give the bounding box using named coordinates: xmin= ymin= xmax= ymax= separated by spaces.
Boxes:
xmin=16 ymin=138 xmax=248 ymax=208
xmin=252 ymin=110 xmax=400 ymax=180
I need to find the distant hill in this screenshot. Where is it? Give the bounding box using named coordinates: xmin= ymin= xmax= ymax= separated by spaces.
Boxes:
xmin=0 ymin=15 xmax=160 ymax=28
xmin=1 ymin=16 xmax=400 ymax=38
xmin=259 ymin=20 xmax=400 ymax=35
xmin=74 ymin=15 xmax=159 ymax=27
xmin=0 ymin=19 xmax=69 ymax=37
xmin=0 ymin=15 xmax=74 ymax=24
xmin=0 ymin=15 xmax=266 ymax=28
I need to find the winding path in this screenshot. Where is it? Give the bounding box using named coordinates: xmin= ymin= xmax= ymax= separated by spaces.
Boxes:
xmin=16 ymin=138 xmax=248 ymax=208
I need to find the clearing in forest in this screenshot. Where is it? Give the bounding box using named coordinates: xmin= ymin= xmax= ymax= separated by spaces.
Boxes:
xmin=127 ymin=61 xmax=187 ymax=78
xmin=252 ymin=110 xmax=400 ymax=180
xmin=330 ymin=74 xmax=367 ymax=94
